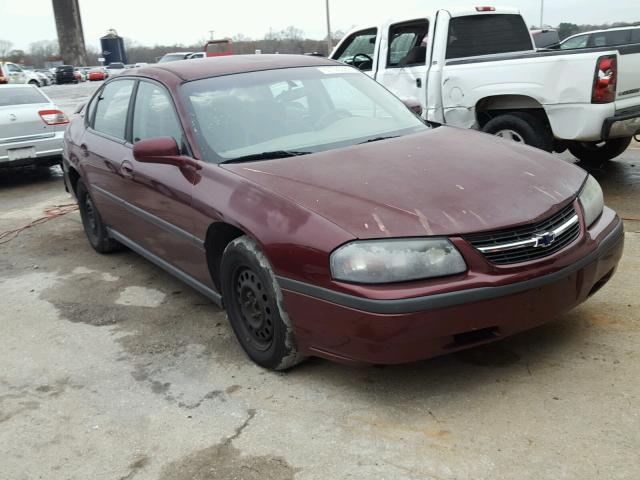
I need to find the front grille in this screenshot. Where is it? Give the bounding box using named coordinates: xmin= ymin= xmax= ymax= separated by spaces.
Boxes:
xmin=464 ymin=202 xmax=581 ymax=265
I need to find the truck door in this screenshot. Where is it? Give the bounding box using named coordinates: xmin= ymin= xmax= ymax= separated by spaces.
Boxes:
xmin=331 ymin=27 xmax=379 ymax=78
xmin=375 ymin=19 xmax=431 ymax=115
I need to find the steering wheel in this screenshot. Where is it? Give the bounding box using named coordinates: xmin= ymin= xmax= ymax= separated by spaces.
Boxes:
xmin=314 ymin=109 xmax=354 ymax=129
xmin=352 ymin=53 xmax=373 ymax=70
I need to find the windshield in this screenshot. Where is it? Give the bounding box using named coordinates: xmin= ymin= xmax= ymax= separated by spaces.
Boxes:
xmin=182 ymin=65 xmax=427 ymax=162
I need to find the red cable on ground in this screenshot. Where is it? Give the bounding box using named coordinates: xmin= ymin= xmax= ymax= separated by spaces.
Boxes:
xmin=0 ymin=204 xmax=79 ymax=245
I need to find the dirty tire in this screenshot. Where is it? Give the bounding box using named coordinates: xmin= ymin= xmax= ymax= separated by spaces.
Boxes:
xmin=77 ymin=179 xmax=122 ymax=254
xmin=567 ymin=137 xmax=632 ymax=164
xmin=220 ymin=236 xmax=305 ymax=371
xmin=482 ymin=112 xmax=554 ymax=152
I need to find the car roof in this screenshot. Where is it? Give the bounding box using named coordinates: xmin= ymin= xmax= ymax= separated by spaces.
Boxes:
xmin=563 ymin=25 xmax=640 ymax=41
xmin=132 ymin=54 xmax=338 ymax=82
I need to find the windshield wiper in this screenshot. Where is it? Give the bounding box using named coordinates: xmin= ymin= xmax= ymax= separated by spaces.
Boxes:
xmin=359 ymin=135 xmax=400 ymax=145
xmin=221 ymin=150 xmax=311 ymax=164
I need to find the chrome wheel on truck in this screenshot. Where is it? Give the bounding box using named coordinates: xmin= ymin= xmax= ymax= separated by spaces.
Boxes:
xmin=482 ymin=112 xmax=554 ymax=152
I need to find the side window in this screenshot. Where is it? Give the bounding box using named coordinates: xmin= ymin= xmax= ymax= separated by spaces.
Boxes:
xmin=85 ymin=90 xmax=100 ymax=125
xmin=334 ymin=28 xmax=377 ymax=71
xmin=387 ymin=21 xmax=429 ymax=68
xmin=93 ymin=80 xmax=135 ymax=140
xmin=605 ymin=30 xmax=632 ymax=46
xmin=632 ymin=29 xmax=640 ymax=43
xmin=592 ymin=34 xmax=607 ymax=47
xmin=6 ymin=63 xmax=21 ymax=72
xmin=132 ymin=81 xmax=183 ymax=145
xmin=561 ymin=34 xmax=589 ymax=50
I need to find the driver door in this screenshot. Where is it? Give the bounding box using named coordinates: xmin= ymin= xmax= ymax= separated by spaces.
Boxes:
xmin=331 ymin=28 xmax=379 ymax=78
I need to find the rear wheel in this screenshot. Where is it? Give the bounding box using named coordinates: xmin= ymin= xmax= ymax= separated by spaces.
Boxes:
xmin=482 ymin=112 xmax=554 ymax=152
xmin=28 ymin=80 xmax=40 ymax=87
xmin=567 ymin=137 xmax=632 ymax=164
xmin=77 ymin=179 xmax=122 ymax=253
xmin=220 ymin=236 xmax=305 ymax=371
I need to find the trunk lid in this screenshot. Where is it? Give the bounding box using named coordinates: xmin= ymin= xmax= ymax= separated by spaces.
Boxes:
xmin=0 ymin=103 xmax=54 ymax=143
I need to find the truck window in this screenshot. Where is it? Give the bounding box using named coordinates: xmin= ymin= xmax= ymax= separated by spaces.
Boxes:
xmin=446 ymin=14 xmax=532 ymax=60
xmin=387 ymin=20 xmax=429 ymax=68
xmin=603 ymin=30 xmax=632 ymax=46
xmin=334 ymin=28 xmax=377 ymax=71
xmin=632 ymin=28 xmax=640 ymax=43
xmin=561 ymin=34 xmax=589 ymax=50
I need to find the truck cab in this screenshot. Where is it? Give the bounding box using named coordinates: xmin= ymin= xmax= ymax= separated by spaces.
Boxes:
xmin=331 ymin=7 xmax=640 ymax=163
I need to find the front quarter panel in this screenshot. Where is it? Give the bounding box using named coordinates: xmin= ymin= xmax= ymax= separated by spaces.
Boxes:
xmin=191 ymin=163 xmax=355 ymax=288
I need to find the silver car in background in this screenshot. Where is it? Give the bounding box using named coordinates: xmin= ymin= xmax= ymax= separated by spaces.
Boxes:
xmin=0 ymin=85 xmax=69 ymax=168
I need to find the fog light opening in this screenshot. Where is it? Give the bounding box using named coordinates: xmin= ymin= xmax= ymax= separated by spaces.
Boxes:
xmin=588 ymin=268 xmax=615 ymax=298
xmin=453 ymin=327 xmax=500 ymax=347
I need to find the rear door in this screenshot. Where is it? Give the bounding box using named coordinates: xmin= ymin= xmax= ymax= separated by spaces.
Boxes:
xmin=81 ymin=79 xmax=138 ymax=236
xmin=375 ymin=19 xmax=431 ymax=113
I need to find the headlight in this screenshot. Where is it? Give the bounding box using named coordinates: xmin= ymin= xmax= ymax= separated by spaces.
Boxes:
xmin=579 ymin=175 xmax=604 ymax=228
xmin=330 ymin=238 xmax=467 ymax=284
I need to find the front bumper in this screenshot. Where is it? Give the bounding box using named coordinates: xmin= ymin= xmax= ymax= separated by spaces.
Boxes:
xmin=280 ymin=216 xmax=624 ymax=366
xmin=602 ymin=107 xmax=640 ymax=140
xmin=0 ymin=131 xmax=64 ymax=167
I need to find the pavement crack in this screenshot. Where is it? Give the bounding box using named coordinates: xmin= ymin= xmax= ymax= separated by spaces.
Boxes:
xmin=224 ymin=408 xmax=256 ymax=446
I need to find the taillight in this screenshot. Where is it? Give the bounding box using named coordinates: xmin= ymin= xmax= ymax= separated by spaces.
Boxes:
xmin=592 ymin=55 xmax=617 ymax=104
xmin=39 ymin=109 xmax=69 ymax=125
xmin=475 ymin=6 xmax=496 ymax=11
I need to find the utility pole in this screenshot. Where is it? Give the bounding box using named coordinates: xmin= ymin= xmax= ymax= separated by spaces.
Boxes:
xmin=539 ymin=0 xmax=544 ymax=28
xmin=325 ymin=0 xmax=333 ymax=55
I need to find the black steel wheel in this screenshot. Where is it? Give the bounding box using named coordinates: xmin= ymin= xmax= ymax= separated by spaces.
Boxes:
xmin=220 ymin=236 xmax=305 ymax=370
xmin=76 ymin=179 xmax=122 ymax=253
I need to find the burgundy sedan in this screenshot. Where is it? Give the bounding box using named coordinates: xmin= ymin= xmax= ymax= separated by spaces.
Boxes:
xmin=62 ymin=55 xmax=624 ymax=370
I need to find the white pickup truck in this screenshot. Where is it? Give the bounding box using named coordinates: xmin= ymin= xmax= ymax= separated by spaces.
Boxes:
xmin=330 ymin=6 xmax=640 ymax=163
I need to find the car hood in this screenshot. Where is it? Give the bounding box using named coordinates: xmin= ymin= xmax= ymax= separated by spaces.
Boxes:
xmin=222 ymin=127 xmax=587 ymax=239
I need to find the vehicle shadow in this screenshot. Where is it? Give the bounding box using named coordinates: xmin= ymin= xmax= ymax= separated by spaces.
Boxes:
xmin=0 ymin=165 xmax=63 ymax=188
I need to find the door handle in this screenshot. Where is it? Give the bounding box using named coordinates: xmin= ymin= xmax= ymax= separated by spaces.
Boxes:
xmin=416 ymin=78 xmax=422 ymax=88
xmin=120 ymin=160 xmax=134 ymax=178
xmin=79 ymin=144 xmax=89 ymax=157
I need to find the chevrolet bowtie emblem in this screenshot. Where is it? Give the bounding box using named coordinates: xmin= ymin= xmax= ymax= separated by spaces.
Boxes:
xmin=533 ymin=231 xmax=556 ymax=248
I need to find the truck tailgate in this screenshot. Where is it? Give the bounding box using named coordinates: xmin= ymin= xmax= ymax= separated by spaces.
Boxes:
xmin=615 ymin=44 xmax=640 ymax=110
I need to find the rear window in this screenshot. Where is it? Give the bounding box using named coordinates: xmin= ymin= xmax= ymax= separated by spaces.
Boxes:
xmin=0 ymin=87 xmax=48 ymax=107
xmin=632 ymin=28 xmax=640 ymax=43
xmin=446 ymin=14 xmax=533 ymax=60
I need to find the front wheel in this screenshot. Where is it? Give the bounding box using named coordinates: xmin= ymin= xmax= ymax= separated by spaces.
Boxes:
xmin=482 ymin=112 xmax=554 ymax=152
xmin=220 ymin=236 xmax=305 ymax=371
xmin=28 ymin=80 xmax=40 ymax=87
xmin=77 ymin=179 xmax=122 ymax=253
xmin=567 ymin=137 xmax=632 ymax=164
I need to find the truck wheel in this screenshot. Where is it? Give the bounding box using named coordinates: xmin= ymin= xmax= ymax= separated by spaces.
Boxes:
xmin=220 ymin=236 xmax=306 ymax=371
xmin=77 ymin=179 xmax=122 ymax=254
xmin=482 ymin=112 xmax=554 ymax=152
xmin=567 ymin=137 xmax=632 ymax=164
xmin=28 ymin=80 xmax=40 ymax=87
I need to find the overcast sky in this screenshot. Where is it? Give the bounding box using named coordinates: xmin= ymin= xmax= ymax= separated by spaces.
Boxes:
xmin=2 ymin=0 xmax=638 ymax=51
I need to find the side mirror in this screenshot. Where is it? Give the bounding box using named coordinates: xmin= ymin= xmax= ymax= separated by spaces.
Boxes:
xmin=402 ymin=98 xmax=423 ymax=117
xmin=133 ymin=137 xmax=200 ymax=170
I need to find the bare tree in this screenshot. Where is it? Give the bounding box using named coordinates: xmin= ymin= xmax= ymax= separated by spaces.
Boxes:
xmin=0 ymin=39 xmax=13 ymax=61
xmin=28 ymin=40 xmax=58 ymax=67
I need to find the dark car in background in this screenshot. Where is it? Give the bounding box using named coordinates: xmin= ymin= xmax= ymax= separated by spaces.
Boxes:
xmin=62 ymin=55 xmax=624 ymax=371
xmin=55 ymin=65 xmax=76 ymax=84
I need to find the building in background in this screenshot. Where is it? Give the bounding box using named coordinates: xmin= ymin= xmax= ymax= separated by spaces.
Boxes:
xmin=52 ymin=0 xmax=88 ymax=66
xmin=100 ymin=29 xmax=128 ymax=65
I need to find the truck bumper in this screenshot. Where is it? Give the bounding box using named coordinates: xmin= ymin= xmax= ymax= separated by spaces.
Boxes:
xmin=0 ymin=131 xmax=64 ymax=167
xmin=602 ymin=107 xmax=640 ymax=140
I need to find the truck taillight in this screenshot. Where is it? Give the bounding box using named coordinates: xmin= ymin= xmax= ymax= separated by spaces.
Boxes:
xmin=39 ymin=109 xmax=69 ymax=125
xmin=592 ymin=55 xmax=617 ymax=104
xmin=475 ymin=6 xmax=496 ymax=11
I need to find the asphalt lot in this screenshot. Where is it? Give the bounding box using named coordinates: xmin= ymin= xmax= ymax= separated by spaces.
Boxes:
xmin=1 ymin=82 xmax=639 ymax=480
